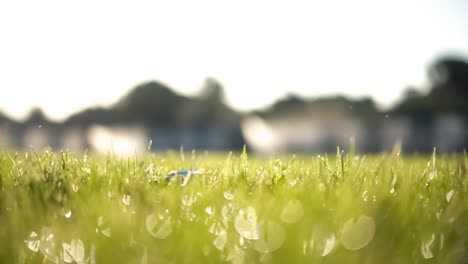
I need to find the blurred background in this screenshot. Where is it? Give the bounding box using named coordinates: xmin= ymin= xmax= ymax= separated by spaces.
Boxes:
xmin=0 ymin=0 xmax=467 ymax=155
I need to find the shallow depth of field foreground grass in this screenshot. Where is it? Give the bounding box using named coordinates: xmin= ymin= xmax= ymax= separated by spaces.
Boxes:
xmin=0 ymin=148 xmax=467 ymax=263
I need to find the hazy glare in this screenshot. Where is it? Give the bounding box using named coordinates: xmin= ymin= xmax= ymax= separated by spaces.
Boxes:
xmin=1 ymin=0 xmax=467 ymax=121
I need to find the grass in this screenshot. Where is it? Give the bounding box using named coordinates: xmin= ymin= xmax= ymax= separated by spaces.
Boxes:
xmin=0 ymin=147 xmax=467 ymax=263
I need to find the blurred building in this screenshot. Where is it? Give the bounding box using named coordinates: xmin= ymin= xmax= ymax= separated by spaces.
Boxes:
xmin=0 ymin=56 xmax=467 ymax=154
xmin=242 ymin=112 xmax=467 ymax=154
xmin=0 ymin=80 xmax=245 ymax=155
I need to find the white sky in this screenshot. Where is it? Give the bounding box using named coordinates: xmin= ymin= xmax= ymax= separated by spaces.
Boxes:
xmin=0 ymin=0 xmax=467 ymax=121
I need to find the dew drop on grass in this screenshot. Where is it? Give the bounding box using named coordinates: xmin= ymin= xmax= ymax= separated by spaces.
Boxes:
xmin=435 ymin=210 xmax=442 ymax=220
xmin=185 ymin=211 xmax=197 ymax=222
xmin=205 ymin=206 xmax=214 ymax=215
xmin=239 ymin=234 xmax=245 ymax=246
xmin=280 ymin=200 xmax=304 ymax=223
xmin=439 ymin=233 xmax=444 ymax=250
xmin=222 ymin=204 xmax=233 ymax=220
xmin=235 ymin=207 xmax=260 ymax=240
xmin=224 ymin=191 xmax=235 ymax=200
xmin=146 ymin=213 xmax=173 ymax=239
xmin=39 ymin=227 xmax=59 ymax=263
xmin=70 ymin=238 xmax=85 ymax=263
xmin=428 ymin=171 xmax=437 ymax=181
xmin=141 ymin=247 xmax=148 ymax=264
xmin=65 ymin=210 xmax=72 ymax=218
xmin=259 ymin=252 xmax=272 ymax=263
xmin=61 ymin=242 xmax=73 ymax=263
xmin=321 ymin=234 xmax=336 ymax=256
xmin=226 ymin=246 xmax=245 ymax=264
xmin=157 ymin=221 xmax=173 ymax=239
xmin=97 ymin=216 xmax=111 ymax=237
xmin=203 ymin=244 xmax=211 ymax=256
xmin=446 ymin=190 xmax=454 ymax=203
xmin=82 ymin=167 xmax=91 ymax=174
xmin=101 ymin=228 xmax=111 ymax=237
xmin=145 ymin=163 xmax=154 ymax=174
xmin=253 ymin=221 xmax=286 ymax=253
xmin=389 ymin=187 xmax=395 ymax=194
xmin=341 ymin=215 xmax=375 ymax=250
xmin=213 ymin=229 xmax=227 ymax=251
xmin=288 ymin=178 xmax=298 ymax=187
xmin=89 ymin=243 xmax=96 ymax=264
xmin=302 ymin=240 xmax=308 ymax=255
xmin=25 ymin=231 xmax=40 ymax=252
xmin=72 ymin=183 xmax=79 ymax=192
xmin=122 ymin=194 xmax=131 ymax=206
xmin=362 ymin=191 xmax=368 ymax=202
xmin=209 ymin=222 xmax=224 ymax=235
xmin=421 ymin=233 xmax=435 ymax=259
xmin=181 ymin=194 xmax=196 ymax=207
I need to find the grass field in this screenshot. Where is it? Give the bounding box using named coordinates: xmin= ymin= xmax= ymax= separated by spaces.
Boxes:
xmin=0 ymin=148 xmax=467 ymax=263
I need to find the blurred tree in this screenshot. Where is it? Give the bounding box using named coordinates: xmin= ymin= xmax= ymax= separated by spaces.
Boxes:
xmin=272 ymin=93 xmax=306 ymax=109
xmin=26 ymin=107 xmax=49 ymax=124
xmin=0 ymin=111 xmax=11 ymax=123
xmin=394 ymin=55 xmax=468 ymax=115
xmin=428 ymin=56 xmax=468 ymax=94
xmin=401 ymin=86 xmax=424 ymax=100
xmin=198 ymin=77 xmax=226 ymax=104
xmin=192 ymin=77 xmax=230 ymax=123
xmin=66 ymin=81 xmax=189 ymax=126
xmin=426 ymin=56 xmax=468 ymax=113
xmin=65 ymin=107 xmax=117 ymax=126
xmin=114 ymin=81 xmax=188 ymax=125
